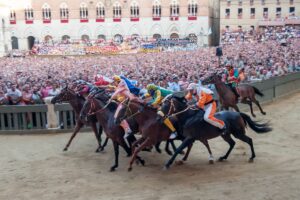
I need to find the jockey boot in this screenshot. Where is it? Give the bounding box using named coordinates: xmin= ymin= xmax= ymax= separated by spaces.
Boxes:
xmin=169 ymin=131 xmax=178 ymax=140
xmin=220 ymin=124 xmax=227 ymax=135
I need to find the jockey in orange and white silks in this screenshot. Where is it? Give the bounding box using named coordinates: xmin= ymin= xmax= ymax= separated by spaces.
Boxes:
xmin=185 ymin=83 xmax=226 ymax=130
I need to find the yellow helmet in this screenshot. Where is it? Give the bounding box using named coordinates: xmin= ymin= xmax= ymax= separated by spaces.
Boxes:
xmin=113 ymin=75 xmax=121 ymax=82
xmin=146 ymin=84 xmax=158 ymax=91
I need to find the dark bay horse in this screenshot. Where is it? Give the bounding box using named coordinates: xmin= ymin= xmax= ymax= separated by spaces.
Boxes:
xmin=159 ymin=95 xmax=272 ymax=169
xmin=202 ymin=74 xmax=266 ymax=117
xmin=114 ymin=99 xmax=192 ymax=171
xmin=80 ymin=95 xmax=145 ymax=171
xmin=51 ymin=87 xmax=106 ymax=152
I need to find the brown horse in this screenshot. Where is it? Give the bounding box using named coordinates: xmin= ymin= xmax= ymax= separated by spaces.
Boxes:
xmin=159 ymin=95 xmax=272 ymax=169
xmin=51 ymin=87 xmax=107 ymax=152
xmin=80 ymin=95 xmax=145 ymax=171
xmin=202 ymin=73 xmax=266 ymax=117
xmin=114 ymin=99 xmax=199 ymax=171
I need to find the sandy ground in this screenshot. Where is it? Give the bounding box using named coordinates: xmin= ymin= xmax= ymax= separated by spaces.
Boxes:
xmin=1 ymin=93 xmax=300 ymax=200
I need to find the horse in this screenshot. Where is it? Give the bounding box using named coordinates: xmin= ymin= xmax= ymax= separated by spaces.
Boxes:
xmin=202 ymin=73 xmax=266 ymax=117
xmin=159 ymin=94 xmax=272 ymax=169
xmin=114 ymin=99 xmax=192 ymax=171
xmin=79 ymin=95 xmax=145 ymax=172
xmin=51 ymin=86 xmax=107 ymax=152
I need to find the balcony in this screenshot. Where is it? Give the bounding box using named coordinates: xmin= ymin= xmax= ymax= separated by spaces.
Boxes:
xmin=96 ymin=17 xmax=105 ymax=22
xmin=43 ymin=19 xmax=51 ymax=24
xmin=130 ymin=17 xmax=139 ymax=22
xmin=80 ymin=19 xmax=89 ymax=23
xmin=60 ymin=19 xmax=68 ymax=23
xmin=188 ymin=16 xmax=197 ymax=20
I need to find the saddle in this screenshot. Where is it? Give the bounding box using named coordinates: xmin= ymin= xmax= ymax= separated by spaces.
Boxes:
xmin=183 ymin=109 xmax=205 ymax=129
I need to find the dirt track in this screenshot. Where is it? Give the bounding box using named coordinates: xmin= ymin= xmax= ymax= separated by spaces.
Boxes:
xmin=1 ymin=93 xmax=300 ymax=200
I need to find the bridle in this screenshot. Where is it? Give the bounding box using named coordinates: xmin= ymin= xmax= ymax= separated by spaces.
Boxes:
xmin=86 ymin=97 xmax=112 ymax=116
xmin=161 ymin=97 xmax=197 ymax=118
xmin=55 ymin=88 xmax=74 ymax=103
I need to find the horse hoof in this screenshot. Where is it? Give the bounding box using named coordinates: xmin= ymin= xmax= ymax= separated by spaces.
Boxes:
xmin=248 ymin=158 xmax=254 ymax=163
xmin=252 ymin=114 xmax=256 ymax=118
xmin=179 ymin=151 xmax=185 ymax=155
xmin=128 ymin=167 xmax=132 ymax=172
xmin=175 ymin=160 xmax=184 ymax=165
xmin=110 ymin=167 xmax=116 ymax=172
xmin=218 ymin=157 xmax=225 ymax=162
xmin=95 ymin=148 xmax=101 ymax=153
xmin=163 ymin=166 xmax=169 ymax=171
xmin=140 ymin=159 xmax=145 ymax=166
xmin=209 ymin=160 xmax=214 ymax=164
xmin=262 ymin=112 xmax=266 ymax=115
xmin=166 ymin=150 xmax=173 ymax=156
xmin=63 ymin=148 xmax=68 ymax=151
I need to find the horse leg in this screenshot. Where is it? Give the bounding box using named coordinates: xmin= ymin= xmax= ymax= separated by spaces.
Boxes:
xmin=181 ymin=143 xmax=193 ymax=162
xmin=235 ymin=134 xmax=256 ymax=162
xmin=163 ymin=141 xmax=172 ymax=155
xmin=91 ymin=123 xmax=102 ymax=152
xmin=253 ymin=98 xmax=266 ymax=115
xmin=219 ymin=134 xmax=236 ymax=161
xmin=63 ymin=122 xmax=83 ymax=151
xmin=201 ymin=140 xmax=214 ymax=164
xmin=110 ymin=141 xmax=119 ymax=172
xmin=128 ymin=138 xmax=150 ymax=171
xmin=155 ymin=142 xmax=162 ymax=154
xmin=126 ymin=137 xmax=146 ymax=165
xmin=164 ymin=138 xmax=194 ymax=169
xmin=232 ymin=104 xmax=240 ymax=113
xmin=100 ymin=137 xmax=109 ymax=152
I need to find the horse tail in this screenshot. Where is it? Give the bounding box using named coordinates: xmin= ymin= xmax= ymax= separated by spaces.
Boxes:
xmin=252 ymin=86 xmax=264 ymax=97
xmin=240 ymin=112 xmax=272 ymax=134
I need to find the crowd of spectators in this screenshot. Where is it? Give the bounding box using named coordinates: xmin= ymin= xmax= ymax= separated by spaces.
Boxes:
xmin=0 ymin=26 xmax=299 ymax=105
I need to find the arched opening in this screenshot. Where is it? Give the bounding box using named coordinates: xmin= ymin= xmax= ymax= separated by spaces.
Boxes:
xmin=131 ymin=34 xmax=139 ymax=39
xmin=114 ymin=34 xmax=123 ymax=44
xmin=170 ymin=33 xmax=179 ymax=39
xmin=11 ymin=36 xmax=19 ymax=49
xmin=81 ymin=34 xmax=90 ymax=41
xmin=97 ymin=35 xmax=106 ymax=40
xmin=62 ymin=35 xmax=70 ymax=41
xmin=188 ymin=33 xmax=197 ymax=43
xmin=153 ymin=34 xmax=162 ymax=40
xmin=27 ymin=36 xmax=35 ymax=50
xmin=44 ymin=35 xmax=53 ymax=42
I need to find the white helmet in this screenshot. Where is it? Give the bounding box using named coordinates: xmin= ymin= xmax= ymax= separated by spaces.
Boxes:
xmin=187 ymin=83 xmax=198 ymax=91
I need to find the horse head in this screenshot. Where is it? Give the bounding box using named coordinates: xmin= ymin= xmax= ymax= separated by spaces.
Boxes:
xmin=51 ymin=85 xmax=75 ymax=104
xmin=159 ymin=94 xmax=187 ymax=120
xmin=202 ymin=72 xmax=222 ymax=85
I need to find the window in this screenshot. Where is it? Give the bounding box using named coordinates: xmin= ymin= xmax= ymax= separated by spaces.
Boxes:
xmin=225 ymin=26 xmax=230 ymax=30
xmin=238 ymin=8 xmax=243 ymax=18
xmin=261 ymin=0 xmax=265 ymax=5
xmin=251 ymin=26 xmax=255 ymax=30
xmin=225 ymin=8 xmax=230 ymax=18
xmin=80 ymin=3 xmax=88 ymax=19
xmin=227 ymin=0 xmax=231 ymax=6
xmin=130 ymin=1 xmax=139 ymax=18
xmin=25 ymin=5 xmax=34 ymax=20
xmin=10 ymin=10 xmax=16 ymax=21
xmin=276 ymin=7 xmax=281 ymax=18
xmin=238 ymin=0 xmax=242 ymax=6
xmin=263 ymin=7 xmax=268 ymax=18
xmin=60 ymin=3 xmax=69 ymax=19
xmin=42 ymin=3 xmax=51 ymax=20
xmin=152 ymin=0 xmax=161 ymax=17
xmin=250 ymin=0 xmax=254 ymax=6
xmin=113 ymin=2 xmax=122 ymax=18
xmin=96 ymin=2 xmax=105 ymax=18
xmin=276 ymin=0 xmax=280 ymax=5
xmin=290 ymin=0 xmax=294 ymax=5
xmin=289 ymin=7 xmax=295 ymax=16
xmin=170 ymin=0 xmax=179 ymax=17
xmin=250 ymin=8 xmax=255 ymax=18
xmin=188 ymin=0 xmax=198 ymax=16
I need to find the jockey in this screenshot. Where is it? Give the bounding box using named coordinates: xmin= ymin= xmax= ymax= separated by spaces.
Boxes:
xmin=111 ymin=78 xmax=142 ymax=138
xmin=145 ymin=84 xmax=178 ymax=139
xmin=75 ymin=80 xmax=98 ymax=97
xmin=94 ymin=74 xmax=113 ymax=87
xmin=112 ymin=75 xmax=140 ymax=96
xmin=226 ymin=65 xmax=240 ymax=99
xmin=185 ymin=83 xmax=226 ymax=132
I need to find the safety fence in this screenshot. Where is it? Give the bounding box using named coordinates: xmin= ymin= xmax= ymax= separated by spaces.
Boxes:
xmin=0 ymin=72 xmax=299 ymax=133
